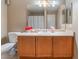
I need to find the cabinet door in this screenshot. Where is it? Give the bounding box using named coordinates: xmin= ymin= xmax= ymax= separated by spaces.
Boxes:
xmin=53 ymin=36 xmax=73 ymax=57
xmin=36 ymin=36 xmax=52 ymax=57
xmin=17 ymin=36 xmax=35 ymax=56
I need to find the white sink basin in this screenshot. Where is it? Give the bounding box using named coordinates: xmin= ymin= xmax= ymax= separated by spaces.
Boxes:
xmin=37 ymin=31 xmax=52 ymax=34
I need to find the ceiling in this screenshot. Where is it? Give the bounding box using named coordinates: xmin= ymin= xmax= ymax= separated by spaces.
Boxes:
xmin=26 ymin=0 xmax=66 ymax=14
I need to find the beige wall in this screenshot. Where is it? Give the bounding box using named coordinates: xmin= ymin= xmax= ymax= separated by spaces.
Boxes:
xmin=7 ymin=0 xmax=27 ymax=32
xmin=1 ymin=0 xmax=8 ymax=44
xmin=72 ymin=0 xmax=78 ymax=44
xmin=72 ymin=0 xmax=78 ymax=59
xmin=1 ymin=0 xmax=7 ymax=38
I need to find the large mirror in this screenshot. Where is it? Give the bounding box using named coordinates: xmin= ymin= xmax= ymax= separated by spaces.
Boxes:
xmin=26 ymin=0 xmax=72 ymax=30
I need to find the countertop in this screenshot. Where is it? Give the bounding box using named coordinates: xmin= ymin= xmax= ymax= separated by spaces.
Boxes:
xmin=11 ymin=31 xmax=74 ymax=36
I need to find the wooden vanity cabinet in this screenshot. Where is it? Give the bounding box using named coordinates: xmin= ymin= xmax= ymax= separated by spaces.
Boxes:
xmin=53 ymin=36 xmax=74 ymax=57
xmin=17 ymin=36 xmax=35 ymax=56
xmin=17 ymin=36 xmax=74 ymax=59
xmin=36 ymin=36 xmax=52 ymax=57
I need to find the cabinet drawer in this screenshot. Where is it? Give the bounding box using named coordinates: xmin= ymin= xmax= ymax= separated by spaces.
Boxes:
xmin=36 ymin=36 xmax=52 ymax=57
xmin=17 ymin=36 xmax=35 ymax=56
xmin=53 ymin=36 xmax=73 ymax=57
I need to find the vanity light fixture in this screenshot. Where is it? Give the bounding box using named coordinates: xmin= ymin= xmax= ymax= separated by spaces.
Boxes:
xmin=35 ymin=1 xmax=42 ymax=7
xmin=35 ymin=0 xmax=57 ymax=7
xmin=35 ymin=0 xmax=48 ymax=7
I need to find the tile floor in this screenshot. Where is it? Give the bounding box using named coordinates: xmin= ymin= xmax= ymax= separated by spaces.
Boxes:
xmin=1 ymin=52 xmax=18 ymax=59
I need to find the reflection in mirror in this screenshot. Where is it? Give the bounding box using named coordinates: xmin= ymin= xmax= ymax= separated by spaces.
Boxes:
xmin=26 ymin=0 xmax=72 ymax=31
xmin=65 ymin=0 xmax=72 ymax=31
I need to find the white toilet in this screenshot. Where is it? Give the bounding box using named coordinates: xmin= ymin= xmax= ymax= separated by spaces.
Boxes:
xmin=1 ymin=32 xmax=19 ymax=55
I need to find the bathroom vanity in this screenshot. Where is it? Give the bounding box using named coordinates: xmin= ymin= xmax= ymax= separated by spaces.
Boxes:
xmin=17 ymin=31 xmax=74 ymax=59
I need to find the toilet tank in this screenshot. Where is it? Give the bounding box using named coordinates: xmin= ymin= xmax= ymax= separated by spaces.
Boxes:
xmin=8 ymin=32 xmax=19 ymax=43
